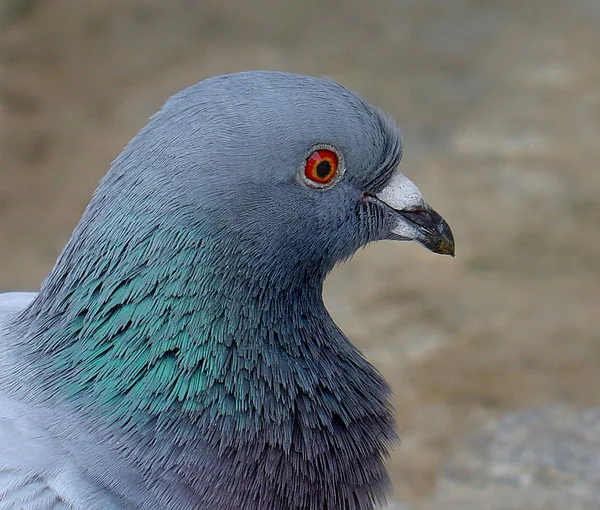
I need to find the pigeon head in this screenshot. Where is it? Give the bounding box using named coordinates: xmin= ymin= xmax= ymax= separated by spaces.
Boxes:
xmin=97 ymin=71 xmax=453 ymax=284
xmin=16 ymin=71 xmax=454 ymax=510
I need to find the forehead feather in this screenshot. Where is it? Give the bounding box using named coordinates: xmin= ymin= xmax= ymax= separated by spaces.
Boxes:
xmin=123 ymin=71 xmax=401 ymax=194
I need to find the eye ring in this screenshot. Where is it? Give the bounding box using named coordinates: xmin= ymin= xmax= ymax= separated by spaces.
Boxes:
xmin=298 ymin=144 xmax=345 ymax=190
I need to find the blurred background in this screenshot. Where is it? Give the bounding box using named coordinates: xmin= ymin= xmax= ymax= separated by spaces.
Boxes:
xmin=1 ymin=1 xmax=599 ymax=508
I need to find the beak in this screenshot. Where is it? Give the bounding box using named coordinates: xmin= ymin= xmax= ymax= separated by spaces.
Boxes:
xmin=391 ymin=207 xmax=455 ymax=256
xmin=370 ymin=170 xmax=455 ymax=256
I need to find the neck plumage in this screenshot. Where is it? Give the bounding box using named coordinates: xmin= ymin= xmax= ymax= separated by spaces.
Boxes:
xmin=15 ymin=215 xmax=396 ymax=509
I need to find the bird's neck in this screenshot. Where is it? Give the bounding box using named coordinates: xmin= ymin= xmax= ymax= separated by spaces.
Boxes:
xmin=15 ymin=219 xmax=396 ymax=508
xmin=18 ymin=223 xmax=312 ymax=413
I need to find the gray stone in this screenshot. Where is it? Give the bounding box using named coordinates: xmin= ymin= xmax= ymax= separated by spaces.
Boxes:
xmin=382 ymin=502 xmax=411 ymax=510
xmin=425 ymin=406 xmax=600 ymax=510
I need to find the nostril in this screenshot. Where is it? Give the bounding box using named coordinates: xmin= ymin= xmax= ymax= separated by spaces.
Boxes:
xmin=361 ymin=192 xmax=376 ymax=204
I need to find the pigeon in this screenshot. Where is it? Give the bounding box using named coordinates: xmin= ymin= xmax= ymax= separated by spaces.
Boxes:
xmin=0 ymin=71 xmax=454 ymax=510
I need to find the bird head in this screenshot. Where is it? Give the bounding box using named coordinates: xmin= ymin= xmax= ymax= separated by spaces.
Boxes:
xmin=102 ymin=71 xmax=454 ymax=285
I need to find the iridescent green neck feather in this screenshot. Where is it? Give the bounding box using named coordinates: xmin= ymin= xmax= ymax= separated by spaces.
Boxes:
xmin=19 ymin=209 xmax=392 ymax=455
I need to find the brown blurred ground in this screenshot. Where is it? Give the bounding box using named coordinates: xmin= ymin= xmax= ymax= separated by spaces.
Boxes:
xmin=1 ymin=0 xmax=599 ymax=505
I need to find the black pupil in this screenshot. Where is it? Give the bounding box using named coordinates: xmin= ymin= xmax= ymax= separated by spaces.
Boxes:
xmin=316 ymin=160 xmax=332 ymax=179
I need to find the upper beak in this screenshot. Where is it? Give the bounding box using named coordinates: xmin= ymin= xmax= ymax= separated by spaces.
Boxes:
xmin=370 ymin=170 xmax=455 ymax=257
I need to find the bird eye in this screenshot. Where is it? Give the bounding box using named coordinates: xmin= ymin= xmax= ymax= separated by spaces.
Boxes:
xmin=302 ymin=148 xmax=340 ymax=188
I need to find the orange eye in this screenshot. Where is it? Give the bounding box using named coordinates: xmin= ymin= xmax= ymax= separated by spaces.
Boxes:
xmin=304 ymin=149 xmax=339 ymax=186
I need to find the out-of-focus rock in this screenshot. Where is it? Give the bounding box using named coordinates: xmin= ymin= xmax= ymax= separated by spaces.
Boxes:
xmin=383 ymin=502 xmax=411 ymax=510
xmin=424 ymin=406 xmax=600 ymax=510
